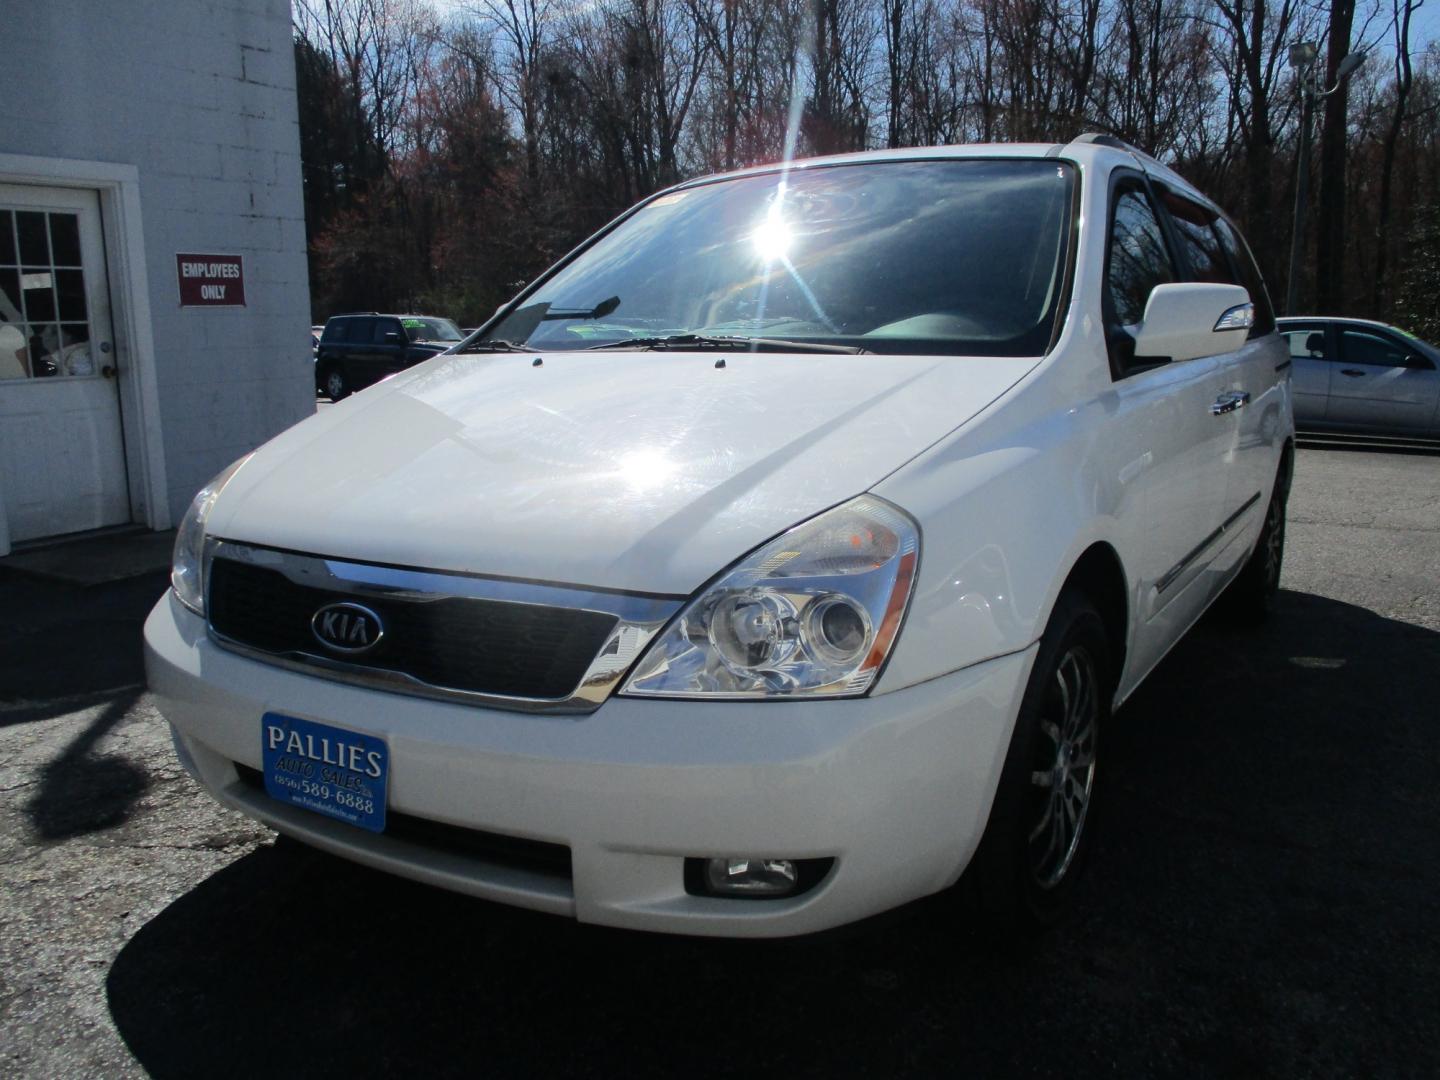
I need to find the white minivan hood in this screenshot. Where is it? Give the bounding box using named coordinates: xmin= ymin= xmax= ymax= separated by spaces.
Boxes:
xmin=209 ymin=350 xmax=1035 ymax=595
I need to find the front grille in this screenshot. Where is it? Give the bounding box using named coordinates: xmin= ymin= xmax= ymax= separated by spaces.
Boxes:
xmin=207 ymin=556 xmax=618 ymax=700
xmin=234 ymin=764 xmax=573 ymax=880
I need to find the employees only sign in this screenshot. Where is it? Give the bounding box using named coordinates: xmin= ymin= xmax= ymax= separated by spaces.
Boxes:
xmin=176 ymin=253 xmax=246 ymax=307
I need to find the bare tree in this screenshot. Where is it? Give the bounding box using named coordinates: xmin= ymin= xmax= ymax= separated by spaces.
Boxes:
xmin=804 ymin=0 xmax=876 ymax=153
xmin=1206 ymin=0 xmax=1311 ymax=287
xmin=1372 ymin=0 xmax=1423 ymax=310
xmin=461 ymin=0 xmax=558 ymax=188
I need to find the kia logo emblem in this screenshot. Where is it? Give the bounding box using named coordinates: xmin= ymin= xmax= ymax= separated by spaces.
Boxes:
xmin=311 ymin=602 xmax=385 ymax=654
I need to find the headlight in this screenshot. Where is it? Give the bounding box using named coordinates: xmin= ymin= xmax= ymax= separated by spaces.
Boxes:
xmin=620 ymin=496 xmax=919 ymax=699
xmin=171 ymin=455 xmax=250 ymax=616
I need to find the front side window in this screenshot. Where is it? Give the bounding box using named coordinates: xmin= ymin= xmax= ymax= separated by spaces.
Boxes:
xmin=1213 ymin=218 xmax=1276 ymax=336
xmin=1341 ymin=329 xmax=1411 ymax=368
xmin=1106 ymin=187 xmax=1175 ymax=330
xmin=483 ymin=159 xmax=1075 ymax=357
xmin=1162 ymin=191 xmax=1234 ymax=285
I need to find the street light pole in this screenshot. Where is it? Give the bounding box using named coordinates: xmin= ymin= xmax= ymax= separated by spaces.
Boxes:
xmin=1285 ymin=41 xmax=1366 ymax=316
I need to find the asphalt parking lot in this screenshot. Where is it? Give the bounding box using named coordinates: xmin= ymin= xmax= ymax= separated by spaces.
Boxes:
xmin=2 ymin=442 xmax=1438 ymax=1079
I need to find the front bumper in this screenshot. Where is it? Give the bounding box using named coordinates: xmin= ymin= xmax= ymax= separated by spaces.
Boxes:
xmin=145 ymin=590 xmax=1034 ymax=937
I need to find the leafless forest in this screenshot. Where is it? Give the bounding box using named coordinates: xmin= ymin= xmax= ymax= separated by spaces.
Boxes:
xmin=295 ymin=0 xmax=1440 ymax=336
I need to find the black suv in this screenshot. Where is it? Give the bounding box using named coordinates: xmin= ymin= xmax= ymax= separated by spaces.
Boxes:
xmin=315 ymin=313 xmax=465 ymax=399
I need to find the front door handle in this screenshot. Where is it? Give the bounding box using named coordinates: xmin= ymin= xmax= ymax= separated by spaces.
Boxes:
xmin=1340 ymin=368 xmax=1366 ymax=377
xmin=1211 ymin=390 xmax=1250 ymax=416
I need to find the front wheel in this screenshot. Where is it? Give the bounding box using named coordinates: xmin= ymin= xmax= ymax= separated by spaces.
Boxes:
xmin=970 ymin=591 xmax=1111 ymax=929
xmin=321 ymin=366 xmax=349 ymax=401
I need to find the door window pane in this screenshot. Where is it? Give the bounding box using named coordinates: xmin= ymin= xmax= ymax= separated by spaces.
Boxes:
xmin=51 ymin=324 xmax=95 ymax=376
xmin=0 ymin=212 xmax=14 ymax=266
xmin=21 ymin=269 xmax=55 ymax=322
xmin=16 ymin=212 xmax=49 ymax=265
xmin=1107 ymin=188 xmax=1175 ymax=328
xmin=0 ymin=266 xmax=26 ymax=379
xmin=55 ymin=269 xmax=87 ymax=321
xmin=372 ymin=319 xmax=400 ymax=343
xmin=49 ymin=214 xmax=81 ymax=266
xmin=0 ymin=267 xmax=18 ymax=316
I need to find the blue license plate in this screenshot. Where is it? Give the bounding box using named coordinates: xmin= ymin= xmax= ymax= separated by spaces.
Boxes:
xmin=260 ymin=713 xmax=387 ymax=832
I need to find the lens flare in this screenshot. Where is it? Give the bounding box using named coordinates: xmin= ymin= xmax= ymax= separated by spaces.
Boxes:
xmin=752 ymin=210 xmax=792 ymax=262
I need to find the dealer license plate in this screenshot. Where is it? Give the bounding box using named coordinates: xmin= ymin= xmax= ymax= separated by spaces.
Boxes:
xmin=260 ymin=713 xmax=388 ymax=832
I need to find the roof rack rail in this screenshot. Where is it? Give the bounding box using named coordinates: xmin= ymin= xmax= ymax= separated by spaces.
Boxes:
xmin=1068 ymin=132 xmax=1163 ymax=167
xmin=332 ymin=311 xmax=381 ymax=317
xmin=1071 ymin=132 xmax=1132 ymax=151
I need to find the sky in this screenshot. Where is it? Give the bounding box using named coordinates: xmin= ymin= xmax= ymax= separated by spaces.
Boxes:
xmin=424 ymin=0 xmax=1440 ymax=73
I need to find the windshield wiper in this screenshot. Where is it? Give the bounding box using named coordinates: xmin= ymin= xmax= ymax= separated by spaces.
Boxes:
xmin=586 ymin=334 xmax=869 ymax=354
xmin=456 ymin=339 xmax=539 ymax=353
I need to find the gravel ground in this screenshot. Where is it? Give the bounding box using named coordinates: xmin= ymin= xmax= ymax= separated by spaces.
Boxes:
xmin=1 ymin=442 xmax=1438 ymax=1079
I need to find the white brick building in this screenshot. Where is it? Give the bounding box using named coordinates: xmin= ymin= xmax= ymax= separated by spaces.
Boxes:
xmin=0 ymin=0 xmax=312 ymax=554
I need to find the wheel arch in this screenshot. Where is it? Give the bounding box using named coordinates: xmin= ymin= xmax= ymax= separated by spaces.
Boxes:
xmin=1054 ymin=541 xmax=1129 ymax=696
xmin=1278 ymin=436 xmax=1295 ymax=501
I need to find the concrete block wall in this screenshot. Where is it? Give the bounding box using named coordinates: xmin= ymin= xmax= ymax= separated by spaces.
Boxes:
xmin=0 ymin=0 xmax=313 ymax=521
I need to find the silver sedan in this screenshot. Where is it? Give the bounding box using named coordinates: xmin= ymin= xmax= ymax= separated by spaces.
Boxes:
xmin=1278 ymin=316 xmax=1440 ymax=437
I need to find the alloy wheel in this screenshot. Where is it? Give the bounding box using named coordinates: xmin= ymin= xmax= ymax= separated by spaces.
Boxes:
xmin=1262 ymin=494 xmax=1284 ymax=592
xmin=1027 ymin=645 xmax=1099 ymax=890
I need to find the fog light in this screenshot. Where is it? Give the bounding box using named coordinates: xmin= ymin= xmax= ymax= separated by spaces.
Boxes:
xmin=704 ymin=857 xmax=799 ymax=897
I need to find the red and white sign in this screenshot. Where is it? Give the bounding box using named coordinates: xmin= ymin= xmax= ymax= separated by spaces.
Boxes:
xmin=176 ymin=253 xmax=246 ymax=307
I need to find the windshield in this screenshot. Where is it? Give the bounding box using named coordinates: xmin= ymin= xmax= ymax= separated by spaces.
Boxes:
xmin=404 ymin=317 xmax=463 ymax=342
xmin=485 ymin=159 xmax=1074 ymax=356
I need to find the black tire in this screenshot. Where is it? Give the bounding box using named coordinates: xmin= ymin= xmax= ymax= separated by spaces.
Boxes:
xmin=969 ymin=590 xmax=1112 ymax=930
xmin=1221 ymin=473 xmax=1287 ymax=625
xmin=321 ymin=365 xmax=349 ymax=401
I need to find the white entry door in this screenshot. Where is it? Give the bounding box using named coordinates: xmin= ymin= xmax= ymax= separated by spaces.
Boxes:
xmin=0 ymin=183 xmax=129 ymax=545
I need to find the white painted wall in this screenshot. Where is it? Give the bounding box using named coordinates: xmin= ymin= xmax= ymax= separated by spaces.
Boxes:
xmin=0 ymin=0 xmax=312 ymax=523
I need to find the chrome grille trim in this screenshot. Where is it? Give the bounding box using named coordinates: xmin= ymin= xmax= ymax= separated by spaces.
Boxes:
xmin=203 ymin=539 xmax=683 ymax=714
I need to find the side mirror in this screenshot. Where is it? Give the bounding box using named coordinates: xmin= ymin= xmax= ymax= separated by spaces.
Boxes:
xmin=1404 ymin=353 xmax=1434 ymax=371
xmin=384 ymin=330 xmax=404 ymax=343
xmin=1132 ymin=283 xmax=1253 ymax=363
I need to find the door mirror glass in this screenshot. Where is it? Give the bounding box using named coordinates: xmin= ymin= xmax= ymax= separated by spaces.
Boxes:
xmin=1132 ymin=283 xmax=1252 ymax=363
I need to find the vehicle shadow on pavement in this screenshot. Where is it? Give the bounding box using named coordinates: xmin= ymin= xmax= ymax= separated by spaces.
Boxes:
xmin=105 ymin=589 xmax=1440 ymax=1079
